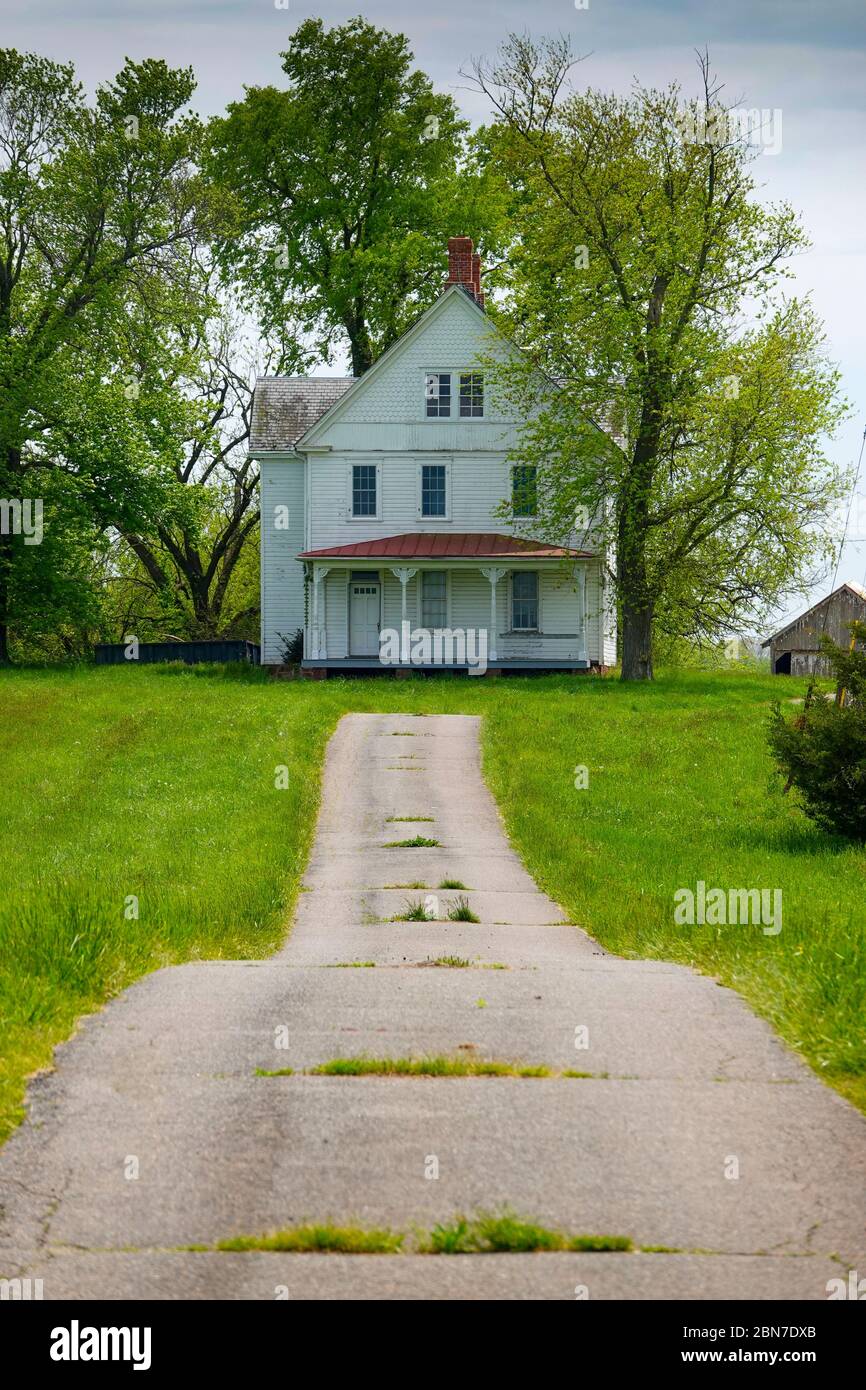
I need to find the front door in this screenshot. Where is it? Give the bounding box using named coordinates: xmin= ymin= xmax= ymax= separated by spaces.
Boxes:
xmin=350 ymin=580 xmax=380 ymax=656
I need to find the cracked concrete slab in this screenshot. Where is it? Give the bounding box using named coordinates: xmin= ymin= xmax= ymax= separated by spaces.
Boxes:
xmin=21 ymin=1251 xmax=844 ymax=1302
xmin=0 ymin=712 xmax=864 ymax=1300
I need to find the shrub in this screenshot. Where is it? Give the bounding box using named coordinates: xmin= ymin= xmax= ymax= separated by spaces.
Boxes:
xmin=277 ymin=628 xmax=304 ymax=665
xmin=767 ymin=622 xmax=866 ymax=840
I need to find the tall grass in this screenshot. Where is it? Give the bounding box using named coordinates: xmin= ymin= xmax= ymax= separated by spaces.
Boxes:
xmin=0 ymin=663 xmax=863 ymax=1141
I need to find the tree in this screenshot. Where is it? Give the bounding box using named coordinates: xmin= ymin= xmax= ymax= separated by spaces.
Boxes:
xmin=208 ymin=16 xmax=504 ymax=375
xmin=768 ymin=622 xmax=866 ymax=840
xmin=473 ymin=39 xmax=848 ymax=678
xmin=0 ymin=49 xmax=220 ymax=661
xmin=116 ymin=272 xmax=299 ymax=640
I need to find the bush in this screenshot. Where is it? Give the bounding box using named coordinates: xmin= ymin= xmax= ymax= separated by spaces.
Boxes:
xmin=276 ymin=628 xmax=304 ymax=664
xmin=767 ymin=622 xmax=866 ymax=840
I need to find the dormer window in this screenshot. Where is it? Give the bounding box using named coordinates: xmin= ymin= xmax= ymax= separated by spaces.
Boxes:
xmin=425 ymin=373 xmax=451 ymax=418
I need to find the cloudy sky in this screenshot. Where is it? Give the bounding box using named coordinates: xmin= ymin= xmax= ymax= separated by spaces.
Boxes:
xmin=5 ymin=0 xmax=865 ymax=630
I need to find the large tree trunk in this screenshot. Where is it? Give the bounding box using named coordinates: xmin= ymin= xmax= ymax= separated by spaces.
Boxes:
xmin=617 ymin=484 xmax=656 ymax=680
xmin=0 ymin=446 xmax=19 ymax=664
xmin=620 ymin=597 xmax=654 ymax=681
xmin=617 ymin=364 xmax=664 ymax=680
xmin=0 ymin=534 xmax=9 ymax=664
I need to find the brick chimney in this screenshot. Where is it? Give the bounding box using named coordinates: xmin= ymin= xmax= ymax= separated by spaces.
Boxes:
xmin=446 ymin=236 xmax=485 ymax=308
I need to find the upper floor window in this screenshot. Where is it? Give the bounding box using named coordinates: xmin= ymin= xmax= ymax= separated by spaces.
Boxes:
xmin=459 ymin=372 xmax=484 ymax=418
xmin=352 ymin=463 xmax=377 ymax=517
xmin=512 ymin=464 xmax=537 ymax=517
xmin=421 ymin=464 xmax=447 ymax=518
xmin=512 ymin=571 xmax=539 ymax=630
xmin=425 ymin=373 xmax=451 ymax=418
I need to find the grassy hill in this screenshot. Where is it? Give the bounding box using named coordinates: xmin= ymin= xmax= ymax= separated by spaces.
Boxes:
xmin=0 ymin=663 xmax=863 ymax=1141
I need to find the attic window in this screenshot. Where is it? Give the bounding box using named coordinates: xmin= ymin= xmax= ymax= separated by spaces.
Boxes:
xmin=425 ymin=373 xmax=451 ymax=418
xmin=459 ymin=372 xmax=484 ymax=418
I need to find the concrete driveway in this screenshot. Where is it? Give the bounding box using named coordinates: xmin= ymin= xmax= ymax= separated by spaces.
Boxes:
xmin=1 ymin=713 xmax=864 ymax=1299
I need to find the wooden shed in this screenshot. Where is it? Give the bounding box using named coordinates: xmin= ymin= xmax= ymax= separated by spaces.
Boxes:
xmin=762 ymin=582 xmax=866 ymax=675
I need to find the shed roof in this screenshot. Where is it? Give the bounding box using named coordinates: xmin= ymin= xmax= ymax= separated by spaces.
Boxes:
xmin=299 ymin=532 xmax=592 ymax=561
xmin=249 ymin=377 xmax=355 ymax=452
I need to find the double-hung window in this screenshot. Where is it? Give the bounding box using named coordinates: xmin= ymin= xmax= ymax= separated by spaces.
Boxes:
xmin=421 ymin=463 xmax=447 ymax=518
xmin=421 ymin=572 xmax=447 ymax=629
xmin=459 ymin=372 xmax=484 ymax=417
xmin=512 ymin=464 xmax=537 ymax=517
xmin=351 ymin=464 xmax=377 ymax=518
xmin=511 ymin=572 xmax=539 ymax=631
xmin=425 ymin=373 xmax=451 ymax=418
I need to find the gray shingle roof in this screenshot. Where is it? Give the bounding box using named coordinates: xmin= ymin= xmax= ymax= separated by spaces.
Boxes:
xmin=249 ymin=376 xmax=355 ymax=452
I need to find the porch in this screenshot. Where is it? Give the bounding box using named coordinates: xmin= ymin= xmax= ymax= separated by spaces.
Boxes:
xmin=297 ymin=533 xmax=596 ymax=674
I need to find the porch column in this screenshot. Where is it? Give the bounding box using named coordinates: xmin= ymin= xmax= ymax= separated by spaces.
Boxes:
xmin=312 ymin=565 xmax=331 ymax=660
xmin=577 ymin=566 xmax=588 ymax=663
xmin=480 ymin=566 xmax=507 ymax=663
xmin=389 ymin=566 xmax=418 ymax=639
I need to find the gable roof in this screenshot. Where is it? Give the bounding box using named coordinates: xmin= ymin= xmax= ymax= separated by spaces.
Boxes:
xmin=249 ymin=282 xmax=554 ymax=454
xmin=294 ymin=284 xmax=495 ymax=450
xmin=249 ymin=377 xmax=355 ymax=452
xmin=299 ymin=532 xmax=592 ymax=561
xmin=761 ymin=582 xmax=866 ymax=646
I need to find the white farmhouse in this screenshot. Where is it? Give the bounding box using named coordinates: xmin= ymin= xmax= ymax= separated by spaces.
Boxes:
xmin=252 ymin=238 xmax=616 ymax=675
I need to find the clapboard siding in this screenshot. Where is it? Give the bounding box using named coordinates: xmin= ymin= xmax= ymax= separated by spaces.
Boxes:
xmin=260 ymin=458 xmax=305 ymax=665
xmin=308 ymin=453 xmax=512 ymax=549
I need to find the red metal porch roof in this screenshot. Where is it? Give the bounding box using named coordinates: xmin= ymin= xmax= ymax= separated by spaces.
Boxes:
xmin=298 ymin=532 xmax=591 ymax=560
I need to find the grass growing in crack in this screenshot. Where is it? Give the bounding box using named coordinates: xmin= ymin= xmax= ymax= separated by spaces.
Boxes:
xmin=383 ymin=836 xmax=440 ymax=849
xmin=382 ymin=881 xmax=427 ymax=890
xmin=416 ymin=955 xmax=507 ymax=969
xmin=386 ymin=816 xmax=434 ymax=823
xmin=308 ymin=1055 xmax=553 ymax=1077
xmin=257 ymin=1060 xmax=619 ymax=1080
xmin=215 ymin=1225 xmax=404 ymax=1254
xmin=392 ymin=899 xmax=434 ymax=922
xmin=204 ymin=1211 xmax=633 ymax=1256
xmin=439 ymin=878 xmax=468 ymax=890
xmin=326 ymin=961 xmax=376 ymax=968
xmin=422 ymin=1211 xmax=633 ymax=1255
xmin=447 ymin=895 xmax=479 ymax=922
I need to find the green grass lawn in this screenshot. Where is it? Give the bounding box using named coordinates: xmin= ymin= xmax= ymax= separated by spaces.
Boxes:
xmin=0 ymin=662 xmax=863 ymax=1142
